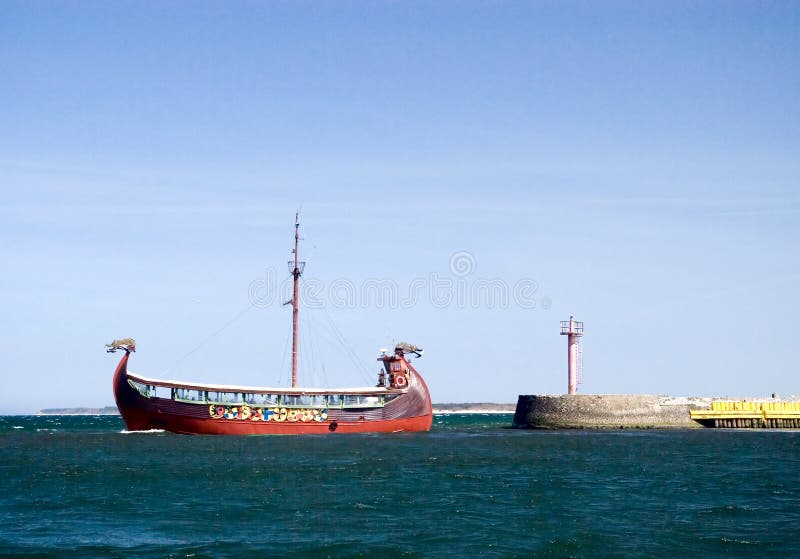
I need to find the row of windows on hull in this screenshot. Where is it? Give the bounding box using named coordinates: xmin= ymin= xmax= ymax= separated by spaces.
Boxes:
xmin=128 ymin=380 xmax=395 ymax=408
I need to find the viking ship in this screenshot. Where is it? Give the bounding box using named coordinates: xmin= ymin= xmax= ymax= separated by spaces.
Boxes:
xmin=108 ymin=214 xmax=432 ymax=435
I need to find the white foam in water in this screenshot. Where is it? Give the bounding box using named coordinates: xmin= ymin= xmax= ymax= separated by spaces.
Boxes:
xmin=120 ymin=429 xmax=165 ymax=434
xmin=12 ymin=426 xmax=23 ymax=429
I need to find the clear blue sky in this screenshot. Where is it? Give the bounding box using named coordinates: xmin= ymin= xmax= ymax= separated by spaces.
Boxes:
xmin=1 ymin=1 xmax=798 ymax=413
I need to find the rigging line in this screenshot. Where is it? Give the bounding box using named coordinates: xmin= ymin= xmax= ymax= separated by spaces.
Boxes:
xmin=317 ymin=307 xmax=358 ymax=367
xmin=319 ymin=361 xmax=329 ymax=388
xmin=316 ymin=303 xmax=373 ymax=384
xmin=304 ymin=305 xmax=329 ymax=387
xmin=308 ymin=312 xmax=321 ymax=384
xmin=297 ymin=303 xmax=311 ymax=384
xmin=311 ymin=309 xmax=329 ymax=387
xmin=161 ymin=304 xmax=254 ymax=376
xmin=306 ymin=307 xmax=324 ymax=386
xmin=276 ymin=324 xmax=292 ymax=387
xmin=303 ymin=308 xmax=347 ymax=384
xmin=301 ymin=305 xmax=317 ymax=386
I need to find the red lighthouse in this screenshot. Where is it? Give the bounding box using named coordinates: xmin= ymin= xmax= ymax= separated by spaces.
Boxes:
xmin=560 ymin=316 xmax=584 ymax=395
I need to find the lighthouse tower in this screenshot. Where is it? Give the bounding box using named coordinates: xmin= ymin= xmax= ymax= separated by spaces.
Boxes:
xmin=560 ymin=316 xmax=584 ymax=395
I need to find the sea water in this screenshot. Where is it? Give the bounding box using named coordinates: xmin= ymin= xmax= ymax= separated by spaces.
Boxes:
xmin=1 ymin=414 xmax=798 ymax=558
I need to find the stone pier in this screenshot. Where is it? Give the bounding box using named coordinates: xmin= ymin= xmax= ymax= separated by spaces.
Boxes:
xmin=512 ymin=394 xmax=711 ymax=429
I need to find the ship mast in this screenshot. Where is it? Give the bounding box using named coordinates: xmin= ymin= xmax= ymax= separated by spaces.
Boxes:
xmin=289 ymin=210 xmax=304 ymax=388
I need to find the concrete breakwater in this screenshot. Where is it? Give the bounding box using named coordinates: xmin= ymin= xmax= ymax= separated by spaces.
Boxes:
xmin=512 ymin=394 xmax=711 ymax=429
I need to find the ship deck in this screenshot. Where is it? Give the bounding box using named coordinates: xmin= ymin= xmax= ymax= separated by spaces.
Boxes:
xmin=127 ymin=371 xmax=403 ymax=395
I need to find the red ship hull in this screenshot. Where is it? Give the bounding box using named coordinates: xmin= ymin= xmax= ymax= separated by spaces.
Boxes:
xmin=112 ymin=349 xmax=433 ymax=435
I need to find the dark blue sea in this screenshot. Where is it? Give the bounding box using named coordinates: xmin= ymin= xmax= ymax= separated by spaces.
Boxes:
xmin=1 ymin=414 xmax=798 ymax=558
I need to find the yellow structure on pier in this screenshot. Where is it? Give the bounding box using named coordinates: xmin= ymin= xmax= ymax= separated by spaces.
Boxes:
xmin=690 ymin=400 xmax=800 ymax=428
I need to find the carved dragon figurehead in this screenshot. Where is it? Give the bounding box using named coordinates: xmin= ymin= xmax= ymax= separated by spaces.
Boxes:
xmin=395 ymin=342 xmax=423 ymax=358
xmin=106 ymin=338 xmax=136 ymax=353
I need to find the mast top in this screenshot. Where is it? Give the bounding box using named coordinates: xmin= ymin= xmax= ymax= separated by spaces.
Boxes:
xmin=289 ymin=210 xmax=305 ymax=276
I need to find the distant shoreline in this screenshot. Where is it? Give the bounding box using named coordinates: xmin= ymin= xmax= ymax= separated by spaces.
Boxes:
xmin=38 ymin=406 xmax=119 ymax=416
xmin=432 ymin=403 xmax=515 ymax=414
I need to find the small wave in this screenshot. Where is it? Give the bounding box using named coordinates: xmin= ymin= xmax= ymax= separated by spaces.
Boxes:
xmin=12 ymin=426 xmax=23 ymax=429
xmin=721 ymin=537 xmax=758 ymax=545
xmin=698 ymin=504 xmax=754 ymax=516
xmin=120 ymin=429 xmax=165 ymax=434
xmin=36 ymin=428 xmax=58 ymax=432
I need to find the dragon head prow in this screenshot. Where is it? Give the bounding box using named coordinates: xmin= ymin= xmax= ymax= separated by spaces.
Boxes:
xmin=395 ymin=342 xmax=423 ymax=358
xmin=106 ymin=338 xmax=136 ymax=353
